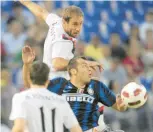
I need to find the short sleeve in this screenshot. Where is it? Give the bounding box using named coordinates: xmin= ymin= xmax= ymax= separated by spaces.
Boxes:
xmin=47 ymin=77 xmax=68 ymax=94
xmin=52 ymin=41 xmax=74 ymax=59
xmin=62 ymin=101 xmax=79 ymax=129
xmin=96 ymin=81 xmax=116 ymax=107
xmin=9 ymin=94 xmax=26 ymax=120
xmin=45 ymin=13 xmax=60 ymax=27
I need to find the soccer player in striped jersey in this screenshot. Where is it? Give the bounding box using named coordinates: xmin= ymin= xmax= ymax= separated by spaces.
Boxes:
xmin=22 ymin=46 xmax=127 ymax=132
xmin=10 ymin=56 xmax=82 ymax=132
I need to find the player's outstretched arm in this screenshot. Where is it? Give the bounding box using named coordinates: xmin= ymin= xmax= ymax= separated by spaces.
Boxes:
xmin=22 ymin=46 xmax=35 ymax=88
xmin=97 ymin=81 xmax=127 ymax=112
xmin=18 ymin=0 xmax=49 ymax=21
xmin=52 ymin=58 xmax=69 ymax=71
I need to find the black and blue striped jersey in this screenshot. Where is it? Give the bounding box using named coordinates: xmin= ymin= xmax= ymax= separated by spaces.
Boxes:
xmin=47 ymin=77 xmax=116 ymax=131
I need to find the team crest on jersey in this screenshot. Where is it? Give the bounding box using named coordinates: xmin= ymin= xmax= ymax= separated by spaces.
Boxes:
xmin=87 ymin=88 xmax=94 ymax=95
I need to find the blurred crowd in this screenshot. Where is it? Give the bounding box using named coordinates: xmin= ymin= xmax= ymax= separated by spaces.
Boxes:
xmin=1 ymin=1 xmax=153 ymax=132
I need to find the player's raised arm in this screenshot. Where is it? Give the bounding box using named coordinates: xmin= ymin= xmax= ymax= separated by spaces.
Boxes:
xmin=22 ymin=45 xmax=35 ymax=88
xmin=18 ymin=0 xmax=49 ymax=21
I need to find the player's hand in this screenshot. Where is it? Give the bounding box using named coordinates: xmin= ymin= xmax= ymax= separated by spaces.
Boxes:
xmin=87 ymin=61 xmax=104 ymax=72
xmin=116 ymin=94 xmax=128 ymax=111
xmin=93 ymin=127 xmax=98 ymax=132
xmin=22 ymin=45 xmax=35 ymax=64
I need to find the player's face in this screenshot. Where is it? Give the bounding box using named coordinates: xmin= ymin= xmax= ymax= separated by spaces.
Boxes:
xmin=66 ymin=16 xmax=83 ymax=38
xmin=76 ymin=58 xmax=91 ymax=83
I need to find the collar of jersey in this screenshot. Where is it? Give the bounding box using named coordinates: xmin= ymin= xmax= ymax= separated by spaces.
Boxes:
xmin=68 ymin=81 xmax=88 ymax=90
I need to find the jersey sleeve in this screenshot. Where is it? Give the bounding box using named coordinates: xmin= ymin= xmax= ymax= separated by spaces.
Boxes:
xmin=45 ymin=13 xmax=60 ymax=27
xmin=9 ymin=94 xmax=26 ymax=120
xmin=62 ymin=101 xmax=79 ymax=129
xmin=47 ymin=77 xmax=68 ymax=95
xmin=52 ymin=41 xmax=74 ymax=59
xmin=95 ymin=80 xmax=116 ymax=107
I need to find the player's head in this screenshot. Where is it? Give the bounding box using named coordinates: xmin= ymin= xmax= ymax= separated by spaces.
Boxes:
xmin=29 ymin=61 xmax=50 ymax=86
xmin=67 ymin=56 xmax=91 ymax=84
xmin=62 ymin=6 xmax=84 ymax=38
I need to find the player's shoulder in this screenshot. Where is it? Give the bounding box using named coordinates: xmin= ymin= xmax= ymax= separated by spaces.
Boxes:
xmin=49 ymin=77 xmax=68 ymax=85
xmin=46 ymin=13 xmax=61 ymax=26
xmin=89 ymin=79 xmax=107 ymax=89
xmin=12 ymin=90 xmax=29 ymax=104
xmin=48 ymin=91 xmax=67 ymax=104
xmin=90 ymin=79 xmax=103 ymax=85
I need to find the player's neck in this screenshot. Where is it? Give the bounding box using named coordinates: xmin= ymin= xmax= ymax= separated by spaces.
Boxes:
xmin=70 ymin=78 xmax=86 ymax=89
xmin=30 ymin=84 xmax=46 ymax=89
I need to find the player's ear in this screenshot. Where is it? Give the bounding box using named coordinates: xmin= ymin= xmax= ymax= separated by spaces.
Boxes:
xmin=70 ymin=69 xmax=77 ymax=76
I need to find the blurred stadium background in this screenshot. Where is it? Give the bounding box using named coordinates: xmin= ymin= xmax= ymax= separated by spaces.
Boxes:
xmin=1 ymin=1 xmax=153 ymax=132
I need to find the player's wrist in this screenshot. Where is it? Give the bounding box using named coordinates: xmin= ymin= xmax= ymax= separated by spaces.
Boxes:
xmin=23 ymin=62 xmax=31 ymax=66
xmin=120 ymin=105 xmax=128 ymax=111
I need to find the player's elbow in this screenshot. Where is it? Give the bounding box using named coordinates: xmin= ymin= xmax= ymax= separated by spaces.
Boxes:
xmin=52 ymin=58 xmax=68 ymax=71
xmin=52 ymin=60 xmax=63 ymax=70
xmin=12 ymin=126 xmax=24 ymax=132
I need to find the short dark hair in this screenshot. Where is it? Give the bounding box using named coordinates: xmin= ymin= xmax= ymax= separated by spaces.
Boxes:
xmin=67 ymin=56 xmax=86 ymax=76
xmin=86 ymin=57 xmax=96 ymax=62
xmin=12 ymin=2 xmax=22 ymax=9
xmin=62 ymin=5 xmax=84 ymax=23
xmin=30 ymin=61 xmax=49 ymax=85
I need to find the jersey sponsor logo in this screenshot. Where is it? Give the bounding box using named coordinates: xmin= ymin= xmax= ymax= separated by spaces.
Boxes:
xmin=63 ymin=93 xmax=95 ymax=104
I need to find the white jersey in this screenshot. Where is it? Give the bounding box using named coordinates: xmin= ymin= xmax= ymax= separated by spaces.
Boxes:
xmin=43 ymin=13 xmax=76 ymax=80
xmin=9 ymin=88 xmax=79 ymax=132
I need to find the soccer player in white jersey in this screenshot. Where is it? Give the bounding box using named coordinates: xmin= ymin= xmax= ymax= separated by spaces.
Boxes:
xmin=9 ymin=46 xmax=82 ymax=132
xmin=18 ymin=0 xmax=84 ymax=80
